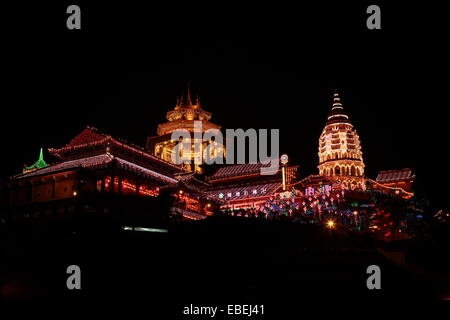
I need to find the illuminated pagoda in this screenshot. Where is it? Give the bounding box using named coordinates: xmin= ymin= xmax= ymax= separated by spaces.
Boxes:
xmin=147 ymin=86 xmax=225 ymax=173
xmin=23 ymin=148 xmax=48 ymax=173
xmin=317 ymin=92 xmax=365 ymax=190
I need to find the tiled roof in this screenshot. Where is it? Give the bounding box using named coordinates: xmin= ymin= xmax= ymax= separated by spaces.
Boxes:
xmin=64 ymin=127 xmax=106 ymax=149
xmin=207 ymin=182 xmax=281 ymax=201
xmin=115 ymin=158 xmax=178 ymax=184
xmin=16 ymin=154 xmax=113 ymax=178
xmin=15 ymin=154 xmax=178 ymax=184
xmin=376 ymin=169 xmax=414 ymax=183
xmin=48 ymin=126 xmax=183 ymax=171
xmin=206 ymin=162 xmax=276 ymax=181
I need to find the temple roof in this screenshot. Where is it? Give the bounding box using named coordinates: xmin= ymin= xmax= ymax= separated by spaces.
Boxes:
xmin=15 ymin=153 xmax=178 ymax=184
xmin=376 ymin=169 xmax=414 ymax=183
xmin=156 ymin=87 xmax=221 ymax=136
xmin=18 ymin=154 xmax=112 ymax=178
xmin=49 ymin=126 xmax=183 ymax=171
xmin=206 ymin=162 xmax=276 ymax=182
xmin=23 ymin=148 xmax=48 ymax=173
xmin=165 ymin=86 xmax=212 ymax=122
xmin=63 ymin=127 xmax=105 ymax=149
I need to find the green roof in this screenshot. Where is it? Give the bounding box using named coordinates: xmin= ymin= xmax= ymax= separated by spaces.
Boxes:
xmin=23 ymin=148 xmax=48 ymax=173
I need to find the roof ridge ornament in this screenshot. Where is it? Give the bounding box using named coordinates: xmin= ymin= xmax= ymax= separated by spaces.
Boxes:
xmin=23 ymin=147 xmax=48 ymax=173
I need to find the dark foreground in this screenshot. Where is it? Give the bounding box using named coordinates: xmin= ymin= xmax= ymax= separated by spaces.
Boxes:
xmin=1 ymin=215 xmax=449 ymax=316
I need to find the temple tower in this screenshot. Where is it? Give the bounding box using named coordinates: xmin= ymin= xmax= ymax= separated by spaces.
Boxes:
xmin=317 ymin=92 xmax=365 ymax=189
xmin=147 ymin=86 xmax=224 ymax=173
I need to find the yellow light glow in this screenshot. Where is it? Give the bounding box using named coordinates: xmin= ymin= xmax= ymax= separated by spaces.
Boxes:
xmin=326 ymin=220 xmax=335 ymax=229
xmin=73 ymin=191 xmax=77 ymax=196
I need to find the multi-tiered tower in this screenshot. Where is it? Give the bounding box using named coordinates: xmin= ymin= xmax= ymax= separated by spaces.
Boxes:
xmin=147 ymin=86 xmax=224 ymax=173
xmin=317 ymin=92 xmax=365 ymax=190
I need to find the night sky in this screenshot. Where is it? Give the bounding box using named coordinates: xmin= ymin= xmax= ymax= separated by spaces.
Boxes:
xmin=2 ymin=2 xmax=449 ymax=207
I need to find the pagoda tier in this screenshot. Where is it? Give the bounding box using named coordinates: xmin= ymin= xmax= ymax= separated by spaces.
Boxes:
xmin=317 ymin=92 xmax=365 ymax=190
xmin=155 ymin=87 xmax=221 ymax=136
xmin=147 ymin=87 xmax=224 ymax=173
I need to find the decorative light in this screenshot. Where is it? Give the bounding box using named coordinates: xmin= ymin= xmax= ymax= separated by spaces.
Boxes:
xmin=326 ymin=220 xmax=335 ymax=229
xmin=280 ymin=154 xmax=289 ymax=165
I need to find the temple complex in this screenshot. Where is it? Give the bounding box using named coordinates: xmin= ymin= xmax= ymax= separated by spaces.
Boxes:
xmin=1 ymin=89 xmax=415 ymax=224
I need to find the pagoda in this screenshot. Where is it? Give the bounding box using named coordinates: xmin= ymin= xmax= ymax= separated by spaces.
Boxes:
xmin=317 ymin=92 xmax=365 ymax=190
xmin=147 ymin=85 xmax=224 ymax=173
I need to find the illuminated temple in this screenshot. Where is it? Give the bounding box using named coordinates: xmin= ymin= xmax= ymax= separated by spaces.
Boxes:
xmin=0 ymin=90 xmax=414 ymax=222
xmin=146 ymin=86 xmax=224 ymax=173
xmin=317 ymin=92 xmax=365 ymax=190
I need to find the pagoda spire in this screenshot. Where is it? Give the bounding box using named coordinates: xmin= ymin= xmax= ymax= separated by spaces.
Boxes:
xmin=326 ymin=90 xmax=349 ymax=125
xmin=332 ymin=90 xmax=343 ymax=110
xmin=186 ymin=82 xmax=192 ymax=106
xmin=180 ymin=90 xmax=185 ymax=107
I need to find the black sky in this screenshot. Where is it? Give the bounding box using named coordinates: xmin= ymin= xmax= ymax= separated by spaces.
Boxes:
xmin=2 ymin=1 xmax=449 ymax=207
